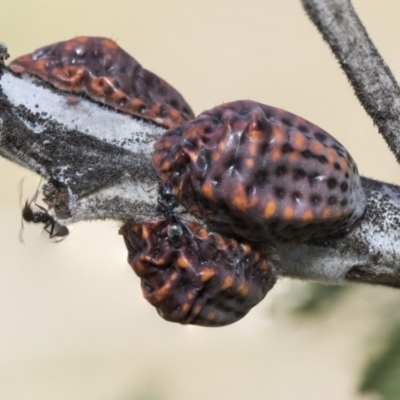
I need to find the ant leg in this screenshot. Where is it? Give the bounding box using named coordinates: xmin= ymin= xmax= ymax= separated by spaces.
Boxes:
xmin=45 ymin=220 xmax=56 ymax=238
xmin=19 ymin=177 xmax=42 ymax=242
xmin=180 ymin=203 xmax=189 ymax=215
xmin=181 ymin=222 xmax=232 ymax=266
xmin=34 ymin=203 xmax=47 ymax=213
xmin=54 ymin=235 xmax=67 ymax=244
xmin=19 ymin=218 xmax=25 ymax=244
xmin=187 ymin=179 xmax=213 ymax=218
xmin=140 ymin=183 xmax=158 ymax=194
xmin=46 ymin=222 xmax=69 ymax=242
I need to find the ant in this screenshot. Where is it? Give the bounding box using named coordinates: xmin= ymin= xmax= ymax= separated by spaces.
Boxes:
xmin=157 ymin=182 xmax=184 ymax=243
xmin=20 ymin=180 xmax=69 ymax=243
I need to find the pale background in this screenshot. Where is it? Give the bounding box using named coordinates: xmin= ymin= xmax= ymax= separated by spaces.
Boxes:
xmin=1 ymin=1 xmax=399 ymax=399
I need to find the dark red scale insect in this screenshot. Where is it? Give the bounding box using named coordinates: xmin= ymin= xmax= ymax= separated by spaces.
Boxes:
xmin=120 ymin=183 xmax=276 ymax=327
xmin=153 ymin=100 xmax=366 ymax=242
xmin=9 ymin=36 xmax=194 ymax=128
xmin=21 ymin=194 xmax=69 ymax=242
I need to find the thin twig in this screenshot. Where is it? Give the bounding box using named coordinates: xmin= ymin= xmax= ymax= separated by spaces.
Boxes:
xmin=301 ymin=0 xmax=400 ymax=163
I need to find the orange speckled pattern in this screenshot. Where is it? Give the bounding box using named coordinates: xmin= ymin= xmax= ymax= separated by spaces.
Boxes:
xmin=153 ymin=100 xmax=366 ymax=242
xmin=120 ymin=218 xmax=275 ymax=327
xmin=9 ymin=36 xmax=194 ymax=128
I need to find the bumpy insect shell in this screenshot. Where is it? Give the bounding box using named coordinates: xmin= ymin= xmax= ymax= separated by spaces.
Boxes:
xmin=9 ymin=36 xmax=194 ymax=128
xmin=120 ymin=218 xmax=276 ymax=327
xmin=152 ymin=100 xmax=366 ymax=243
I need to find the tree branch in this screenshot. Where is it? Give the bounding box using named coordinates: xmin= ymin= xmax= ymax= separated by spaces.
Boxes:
xmin=0 ymin=69 xmax=163 ymax=222
xmin=1 ymin=65 xmax=399 ymax=288
xmin=301 ymin=0 xmax=400 ymax=163
xmin=1 ymin=0 xmax=400 ymax=289
xmin=276 ymin=177 xmax=400 ymax=288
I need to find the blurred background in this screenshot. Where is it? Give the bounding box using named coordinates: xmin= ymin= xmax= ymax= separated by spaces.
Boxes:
xmin=1 ymin=1 xmax=400 ymax=399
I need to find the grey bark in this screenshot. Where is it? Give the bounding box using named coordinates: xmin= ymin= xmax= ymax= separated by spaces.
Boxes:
xmin=0 ymin=0 xmax=400 ymax=287
xmin=301 ymin=0 xmax=400 ymax=164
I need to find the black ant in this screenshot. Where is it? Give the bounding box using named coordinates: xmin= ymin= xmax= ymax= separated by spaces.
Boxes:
xmin=20 ymin=181 xmax=69 ymax=243
xmin=157 ymin=182 xmax=184 ymax=243
xmin=156 ymin=180 xmax=245 ymax=262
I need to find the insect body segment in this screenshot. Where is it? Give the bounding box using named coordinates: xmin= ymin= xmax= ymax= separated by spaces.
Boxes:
xmin=153 ymin=100 xmax=366 ymax=242
xmin=120 ymin=183 xmax=276 ymax=327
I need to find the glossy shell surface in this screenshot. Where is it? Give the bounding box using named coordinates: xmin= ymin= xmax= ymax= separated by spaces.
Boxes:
xmin=9 ymin=36 xmax=194 ymax=128
xmin=153 ymin=100 xmax=366 ymax=242
xmin=120 ymin=218 xmax=275 ymax=326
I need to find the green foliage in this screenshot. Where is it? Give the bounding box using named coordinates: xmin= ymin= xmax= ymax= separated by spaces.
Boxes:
xmin=292 ymin=283 xmax=400 ymax=400
xmin=292 ymin=283 xmax=347 ymax=315
xmin=359 ymin=318 xmax=400 ymax=400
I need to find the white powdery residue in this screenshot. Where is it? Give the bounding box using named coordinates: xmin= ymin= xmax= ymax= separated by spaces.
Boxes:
xmin=15 ymin=113 xmax=44 ymax=134
xmin=363 ymin=221 xmax=398 ymax=265
xmin=62 ymin=179 xmax=158 ymax=224
xmin=55 ymin=166 xmax=71 ymax=184
xmin=93 ymin=180 xmax=157 ymax=204
xmin=0 ymin=72 xmax=166 ymax=153
xmin=381 ymin=183 xmax=400 ymax=207
xmin=362 ymin=185 xmax=400 ymax=261
xmin=66 ymin=185 xmax=77 ymax=218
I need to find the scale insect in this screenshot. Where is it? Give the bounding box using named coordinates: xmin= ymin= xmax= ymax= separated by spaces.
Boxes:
xmin=9 ymin=36 xmax=194 ymax=129
xmin=120 ymin=182 xmax=276 ymax=327
xmin=153 ymin=100 xmax=366 ymax=243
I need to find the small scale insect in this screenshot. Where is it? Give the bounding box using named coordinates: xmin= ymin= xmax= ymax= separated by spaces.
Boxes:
xmin=20 ymin=184 xmax=69 ymax=243
xmin=120 ymin=182 xmax=276 ymax=327
xmin=9 ymin=36 xmax=194 ymax=129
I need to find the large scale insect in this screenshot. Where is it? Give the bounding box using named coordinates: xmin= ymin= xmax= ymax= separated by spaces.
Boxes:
xmin=152 ymin=100 xmax=366 ymax=243
xmin=9 ymin=36 xmax=366 ymax=326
